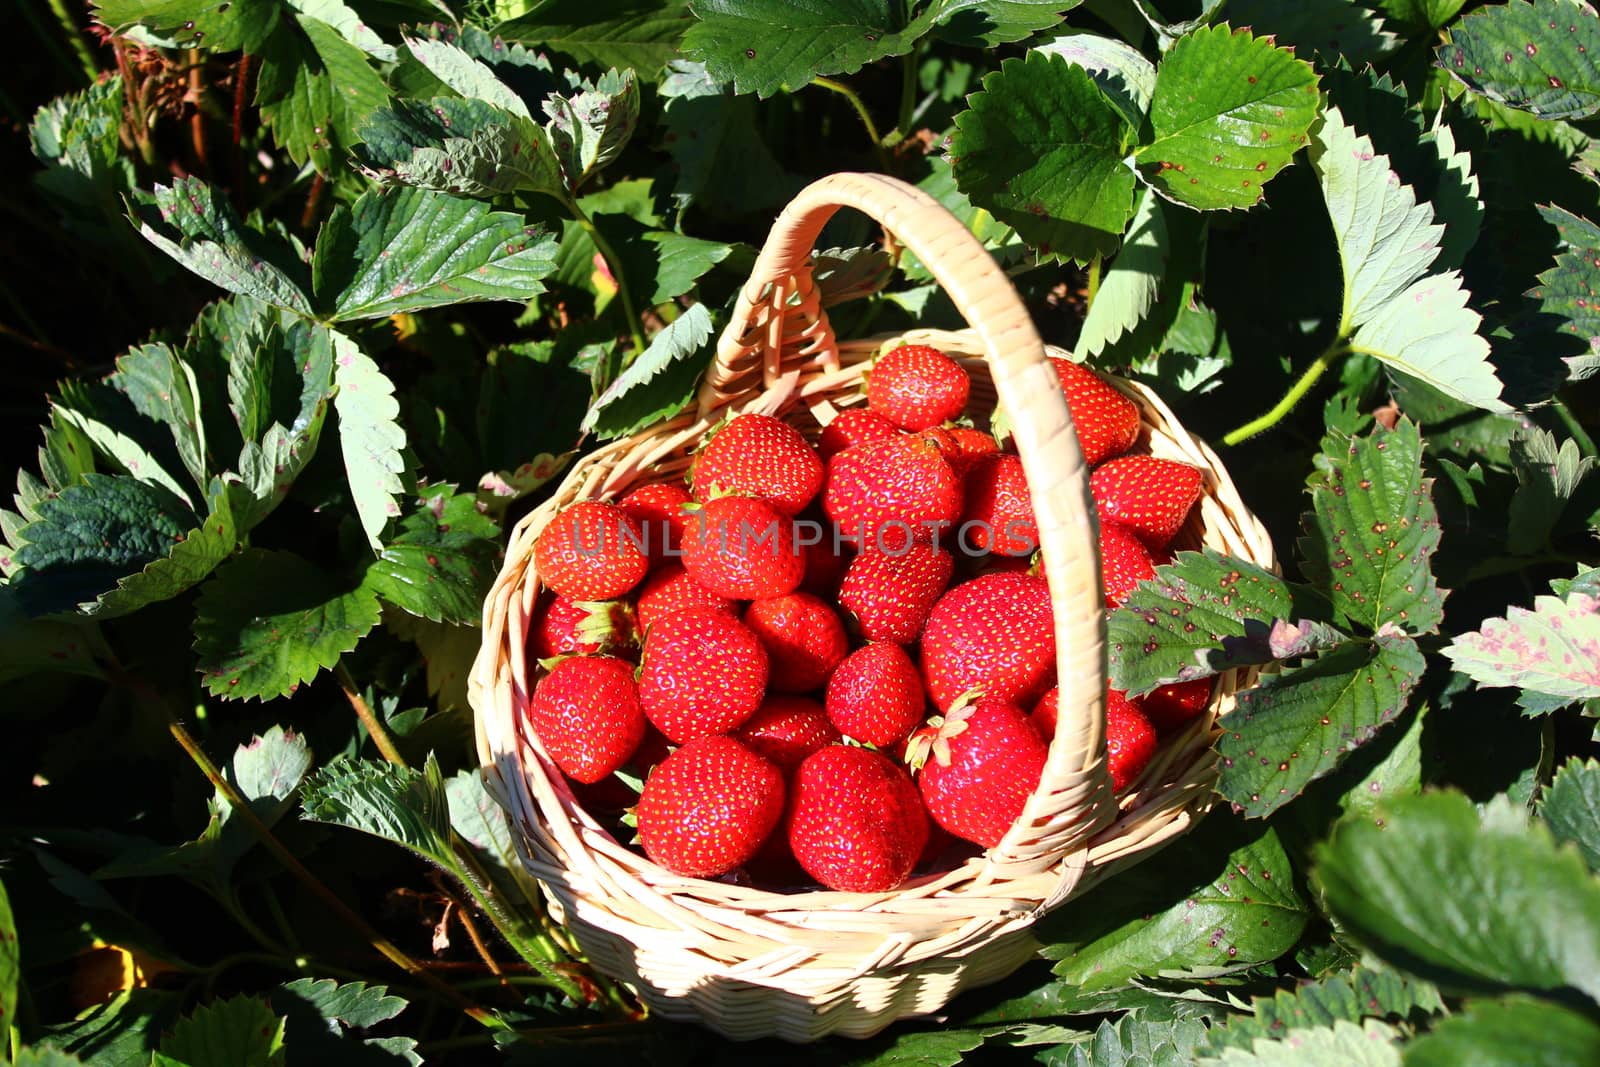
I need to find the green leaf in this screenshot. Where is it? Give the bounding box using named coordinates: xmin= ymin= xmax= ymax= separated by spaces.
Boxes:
xmin=34 ymin=990 xmax=176 ymax=1067
xmin=1443 ymin=583 xmax=1600 ymax=707
xmin=111 ymin=343 xmax=207 ymax=493
xmin=1420 ymin=119 xmax=1481 ymax=274
xmin=1440 ymin=0 xmax=1600 ymax=121
xmin=383 ymin=613 xmax=479 ymax=712
xmin=353 ymin=98 xmax=562 ymax=199
xmin=1330 ymin=699 xmax=1426 ymax=822
xmin=1106 ymin=548 xmax=1300 ymax=695
xmin=1032 ymin=29 xmax=1157 ymax=129
xmin=543 ymin=68 xmax=639 ymax=192
xmin=402 ymin=36 xmax=532 ymax=119
xmin=1075 ymin=187 xmax=1171 ymax=357
xmin=93 ymin=0 xmax=282 ymax=52
xmin=1200 ymin=1020 xmax=1400 ymax=1067
xmin=1312 ymin=106 xmax=1507 ymax=411
xmin=193 ymin=549 xmax=382 ymax=700
xmin=1541 ymin=758 xmax=1600 ymax=874
xmin=255 ymin=11 xmax=392 ymax=173
xmin=0 ymin=875 xmax=16 ymax=1036
xmin=931 ymin=1 xmax=1085 ymax=48
xmin=1508 ymin=428 xmax=1596 ymax=554
xmin=446 ymin=769 xmax=521 ymax=878
xmin=331 ymin=336 xmax=407 ymax=553
xmin=815 ymin=245 xmax=894 ymax=307
xmin=1039 ymin=815 xmax=1308 ymax=989
xmin=364 ymin=488 xmax=499 ymax=624
xmin=1133 ymin=24 xmax=1320 ymax=211
xmin=1226 ymin=0 xmax=1398 ymax=65
xmin=1403 ymin=995 xmax=1600 ymax=1067
xmin=580 ymin=302 xmax=716 ymax=439
xmin=1527 ymin=204 xmax=1600 ymax=384
xmin=1298 ymin=418 xmax=1445 ymax=635
xmin=314 ymin=188 xmax=558 ymax=320
xmin=131 ymin=177 xmax=313 ymax=314
xmin=51 ymin=405 xmax=195 ymax=507
xmin=300 ymin=754 xmax=457 ymax=867
xmin=1380 ymin=0 xmax=1466 ymax=31
xmin=1047 ymin=1015 xmax=1212 ymax=1066
xmin=495 ymin=0 xmax=694 ymax=72
xmin=159 ymin=995 xmax=285 ymax=1067
xmin=0 ymin=585 xmax=106 ymax=683
xmin=950 ymin=51 xmax=1137 ymax=263
xmin=10 ymin=1047 xmax=91 ymax=1066
xmin=659 ymin=60 xmax=793 ymax=219
xmin=683 ymin=0 xmax=939 ymax=99
xmin=1205 ymin=967 xmax=1441 ymax=1053
xmin=272 ymin=976 xmax=406 ymax=1028
xmin=1314 ymin=791 xmax=1600 ymax=1004
xmin=1216 ymin=636 xmax=1425 ymax=819
xmin=268 ymin=976 xmax=417 ymax=1065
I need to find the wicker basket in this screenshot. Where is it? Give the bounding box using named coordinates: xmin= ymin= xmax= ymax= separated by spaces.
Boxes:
xmin=470 ymin=172 xmax=1275 ymax=1041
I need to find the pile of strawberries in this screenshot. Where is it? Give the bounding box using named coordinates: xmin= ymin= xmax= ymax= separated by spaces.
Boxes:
xmin=523 ymin=345 xmax=1211 ymax=894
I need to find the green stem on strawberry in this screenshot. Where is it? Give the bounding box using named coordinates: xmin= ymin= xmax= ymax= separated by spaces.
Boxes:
xmin=811 ymin=77 xmax=892 ymax=173
xmin=1221 ymin=343 xmax=1348 ymax=446
xmin=562 ymin=193 xmax=648 ymax=359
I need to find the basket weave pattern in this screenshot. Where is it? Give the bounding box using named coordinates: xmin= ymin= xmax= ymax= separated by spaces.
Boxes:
xmin=471 ymin=174 xmax=1275 ymax=1041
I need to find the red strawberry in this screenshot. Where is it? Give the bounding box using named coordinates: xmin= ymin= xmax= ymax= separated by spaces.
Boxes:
xmin=944 ymin=426 xmax=1000 ymax=479
xmin=920 ymin=573 xmax=1057 ymax=712
xmin=736 ymin=696 xmax=841 ymax=773
xmin=837 ymin=543 xmax=953 ymax=644
xmin=961 ymin=454 xmax=1037 ymax=557
xmin=1090 ymin=455 xmax=1205 ymax=549
xmin=637 ymin=736 xmax=785 ymax=878
xmin=1098 ymin=520 xmax=1157 ymax=607
xmin=680 ymin=496 xmax=804 ymax=599
xmin=1031 ymin=687 xmax=1059 ymax=741
xmin=825 ymin=642 xmax=925 ymax=748
xmin=908 ymin=696 xmax=1047 ymax=848
xmin=823 ymin=435 xmax=962 ymax=551
xmin=533 ymin=501 xmax=649 ymax=600
xmin=819 ymin=408 xmax=900 ymax=459
xmin=787 ymin=746 xmax=929 ymax=892
xmin=637 ymin=608 xmax=769 ymax=742
xmin=800 ymin=534 xmax=854 ymax=599
xmin=867 ymin=344 xmax=970 ymax=431
xmin=525 ymin=657 xmax=646 ymax=784
xmin=1142 ymin=678 xmax=1213 ymax=732
xmin=743 ymin=592 xmax=849 ymax=693
xmin=618 ymin=482 xmax=692 ymax=564
xmin=634 ymin=563 xmax=739 ymax=635
xmin=1048 ymin=358 xmax=1141 ymax=466
xmin=691 ymin=413 xmax=824 ymax=516
xmin=531 ymin=595 xmax=636 ymax=660
xmin=1106 ymin=690 xmax=1158 ymax=792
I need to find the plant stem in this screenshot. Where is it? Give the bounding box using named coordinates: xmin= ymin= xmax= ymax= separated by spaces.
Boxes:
xmin=1084 ymin=255 xmax=1102 ymax=313
xmin=895 ymin=48 xmax=919 ymax=142
xmin=165 ymin=719 xmax=507 ymax=1030
xmin=1221 ymin=344 xmax=1347 ymax=446
xmin=188 ymin=50 xmax=209 ymax=172
xmin=812 ymin=77 xmax=892 ymax=173
xmin=564 ymin=194 xmax=647 ymax=357
xmin=45 ymin=0 xmax=99 ymax=84
xmin=1551 ymin=395 xmax=1598 ymax=459
xmin=335 ymin=662 xmax=408 ymax=766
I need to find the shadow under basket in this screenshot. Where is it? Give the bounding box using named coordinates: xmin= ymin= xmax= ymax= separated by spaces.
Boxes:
xmin=470 ymin=173 xmax=1276 ymax=1042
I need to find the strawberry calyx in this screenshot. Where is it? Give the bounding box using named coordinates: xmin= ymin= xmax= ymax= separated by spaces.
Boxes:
xmin=904 ymin=691 xmax=982 ymax=771
xmin=570 ymin=599 xmax=638 ymax=651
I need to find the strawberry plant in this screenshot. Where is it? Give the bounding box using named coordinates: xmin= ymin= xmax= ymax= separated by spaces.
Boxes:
xmin=3 ymin=0 xmax=1600 ymax=1063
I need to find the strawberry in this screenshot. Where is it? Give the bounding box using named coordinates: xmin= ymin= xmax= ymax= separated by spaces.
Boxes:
xmin=787 ymin=746 xmax=929 ymax=892
xmin=680 ymin=496 xmax=804 ymax=599
xmin=920 ymin=573 xmax=1057 ymax=712
xmin=1142 ymin=678 xmax=1213 ymax=732
xmin=1047 ymin=357 xmax=1141 ymax=466
xmin=961 ymin=454 xmax=1037 ymax=557
xmin=525 ymin=657 xmax=646 ymax=784
xmin=825 ymin=642 xmax=926 ymax=748
xmin=819 ymin=409 xmax=900 ymax=459
xmin=823 ymin=435 xmax=962 ymax=551
xmin=531 ymin=595 xmax=636 ymax=660
xmin=736 ymin=696 xmax=841 ymax=773
xmin=1098 ymin=520 xmax=1157 ymax=607
xmin=637 ymin=608 xmax=769 ymax=742
xmin=1105 ymin=689 xmax=1158 ymax=792
xmin=1090 ymin=455 xmax=1205 ymax=550
xmin=634 ymin=563 xmax=739 ymax=635
xmin=837 ymin=543 xmax=953 ymax=644
xmin=908 ymin=696 xmax=1048 ymax=848
xmin=743 ymin=592 xmax=849 ymax=693
xmin=1031 ymin=687 xmax=1059 ymax=742
xmin=800 ymin=534 xmax=854 ymax=600
xmin=691 ymin=413 xmax=824 ymax=516
xmin=618 ymin=482 xmax=692 ymax=564
xmin=637 ymin=736 xmax=785 ymax=878
xmin=944 ymin=426 xmax=1000 ymax=479
xmin=533 ymin=501 xmax=649 ymax=601
xmin=867 ymin=344 xmax=970 ymax=431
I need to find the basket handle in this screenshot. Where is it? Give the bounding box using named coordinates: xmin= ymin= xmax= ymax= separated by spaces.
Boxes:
xmin=707 ymin=172 xmax=1111 ymax=831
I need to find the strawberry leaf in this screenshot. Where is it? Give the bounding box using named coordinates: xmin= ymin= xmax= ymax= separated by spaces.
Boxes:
xmin=930 ymin=1 xmax=1087 ymax=48
xmin=950 ymin=52 xmax=1138 ymax=264
xmin=363 ymin=488 xmax=499 ymax=624
xmin=543 ymin=69 xmax=639 ymax=193
xmin=353 ymin=98 xmax=562 ymax=200
xmin=1032 ymin=29 xmax=1156 ymax=129
xmin=580 ymin=302 xmax=716 ymax=440
xmin=1106 ymin=548 xmax=1306 ymax=696
xmin=1312 ymin=106 xmax=1508 ymax=412
xmin=1202 ymin=966 xmax=1441 ymax=1054
xmin=93 ymin=0 xmax=281 ymax=52
xmin=1225 ymin=0 xmax=1399 ymax=64
xmin=1298 ymin=418 xmax=1445 ymax=635
xmin=1038 ymin=815 xmax=1308 ymax=989
xmin=494 ymin=0 xmax=694 ymax=72
xmin=268 ymin=978 xmax=417 ymax=1065
xmin=1404 ymin=996 xmax=1600 ymax=1067
xmin=1314 ymin=791 xmax=1600 ymax=1004
xmin=157 ymin=994 xmax=286 ymax=1067
xmin=1526 ymin=204 xmax=1600 ymax=385
xmin=659 ymin=60 xmax=793 ymax=219
xmin=0 ymin=586 xmax=106 ymax=683
xmin=1443 ymin=576 xmax=1600 ymax=711
xmin=402 ymin=35 xmax=533 ymax=119
xmin=1540 ymin=757 xmax=1600 ymax=873
xmin=192 ymin=549 xmax=381 ymax=701
xmin=0 ymin=876 xmax=16 ymax=1036
xmin=299 ymin=754 xmax=458 ymax=868
xmin=330 ymin=335 xmax=407 ymax=554
xmin=1040 ymin=1016 xmax=1212 ymax=1066
xmin=1440 ymin=0 xmax=1600 ymax=121
xmin=1508 ymin=428 xmax=1596 ymax=554
xmin=1074 ymin=187 xmax=1171 ymax=358
xmin=253 ymin=10 xmax=391 ymax=173
xmin=1216 ymin=635 xmax=1426 ymax=819
xmin=1379 ymin=0 xmax=1467 ymax=31
xmin=1132 ymin=24 xmax=1320 ymax=212
xmin=1200 ymin=1020 xmax=1400 ymax=1066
